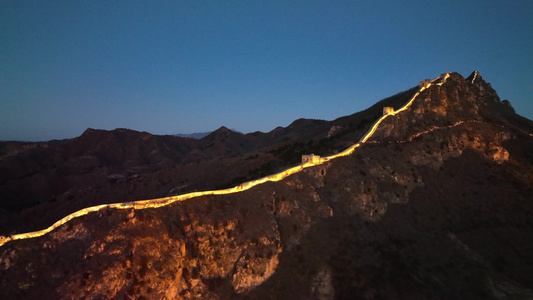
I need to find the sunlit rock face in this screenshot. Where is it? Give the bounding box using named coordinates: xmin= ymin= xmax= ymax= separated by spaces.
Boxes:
xmin=0 ymin=167 xmax=334 ymax=299
xmin=2 ymin=72 xmax=533 ymax=299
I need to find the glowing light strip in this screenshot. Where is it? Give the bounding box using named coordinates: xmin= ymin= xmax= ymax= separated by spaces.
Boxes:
xmin=0 ymin=74 xmax=449 ymax=248
xmin=471 ymin=71 xmax=479 ymax=83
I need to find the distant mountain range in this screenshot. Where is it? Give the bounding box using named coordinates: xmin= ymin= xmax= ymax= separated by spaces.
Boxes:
xmin=173 ymin=131 xmax=214 ymax=139
xmin=174 ymin=128 xmax=242 ymax=140
xmin=1 ymin=72 xmax=533 ymax=299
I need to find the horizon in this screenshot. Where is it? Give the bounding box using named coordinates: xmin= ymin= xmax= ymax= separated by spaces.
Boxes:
xmin=2 ymin=1 xmax=532 ymax=142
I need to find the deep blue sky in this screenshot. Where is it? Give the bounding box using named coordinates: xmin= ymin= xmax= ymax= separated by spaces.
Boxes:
xmin=1 ymin=1 xmax=532 ymax=141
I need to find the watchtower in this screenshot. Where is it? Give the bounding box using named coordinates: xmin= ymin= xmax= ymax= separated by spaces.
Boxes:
xmin=419 ymin=79 xmax=431 ymax=89
xmin=302 ymin=154 xmax=322 ymax=164
xmin=383 ymin=107 xmax=394 ymax=115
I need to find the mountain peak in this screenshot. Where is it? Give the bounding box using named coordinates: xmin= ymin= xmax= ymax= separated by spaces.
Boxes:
xmin=81 ymin=127 xmax=98 ymax=135
xmin=370 ymin=70 xmax=522 ymax=144
xmin=466 ymin=70 xmax=482 ymax=84
xmin=202 ymin=126 xmax=241 ymax=142
xmin=216 ymin=126 xmax=232 ymax=133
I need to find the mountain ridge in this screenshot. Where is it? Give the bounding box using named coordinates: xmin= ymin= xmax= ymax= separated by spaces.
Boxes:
xmin=1 ymin=71 xmax=533 ymax=299
xmin=0 ymin=81 xmax=422 ymax=235
xmin=2 ymin=71 xmax=531 ymax=235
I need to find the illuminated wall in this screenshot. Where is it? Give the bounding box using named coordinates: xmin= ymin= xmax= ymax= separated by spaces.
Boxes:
xmin=471 ymin=71 xmax=479 ymax=83
xmin=0 ymin=73 xmax=450 ymax=247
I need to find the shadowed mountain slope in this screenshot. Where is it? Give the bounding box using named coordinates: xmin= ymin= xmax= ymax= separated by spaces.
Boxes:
xmin=1 ymin=72 xmax=533 ymax=299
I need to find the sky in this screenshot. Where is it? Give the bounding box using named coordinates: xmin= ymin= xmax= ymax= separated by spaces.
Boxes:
xmin=1 ymin=1 xmax=532 ymax=141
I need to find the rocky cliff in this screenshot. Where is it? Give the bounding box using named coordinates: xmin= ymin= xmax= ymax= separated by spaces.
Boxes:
xmin=1 ymin=72 xmax=533 ymax=299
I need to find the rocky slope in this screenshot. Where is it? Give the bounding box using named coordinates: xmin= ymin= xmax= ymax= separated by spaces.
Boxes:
xmin=1 ymin=72 xmax=533 ymax=299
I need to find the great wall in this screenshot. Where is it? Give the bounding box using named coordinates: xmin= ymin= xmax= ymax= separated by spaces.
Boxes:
xmin=0 ymin=73 xmax=452 ymax=247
